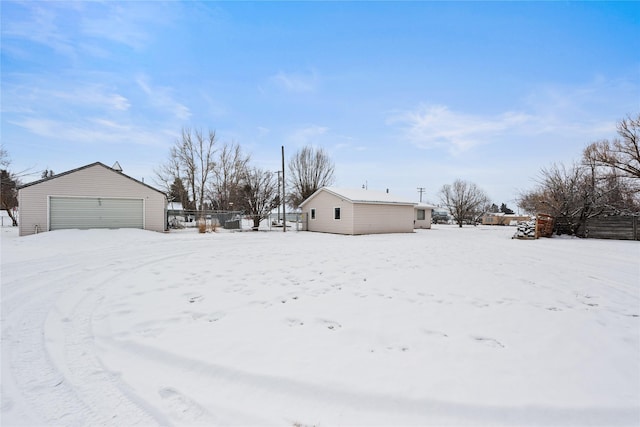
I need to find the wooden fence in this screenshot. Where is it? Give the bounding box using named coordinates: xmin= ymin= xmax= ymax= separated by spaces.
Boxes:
xmin=584 ymin=216 xmax=640 ymax=240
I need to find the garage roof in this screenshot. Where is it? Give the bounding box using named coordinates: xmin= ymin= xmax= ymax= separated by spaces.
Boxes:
xmin=301 ymin=187 xmax=417 ymax=207
xmin=17 ymin=162 xmax=165 ymax=195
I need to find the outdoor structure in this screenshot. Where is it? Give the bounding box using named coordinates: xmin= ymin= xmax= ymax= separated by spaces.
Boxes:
xmin=482 ymin=212 xmax=532 ymax=226
xmin=18 ymin=162 xmax=167 ymax=236
xmin=299 ymin=187 xmax=416 ymax=235
xmin=414 ymin=203 xmax=435 ymax=229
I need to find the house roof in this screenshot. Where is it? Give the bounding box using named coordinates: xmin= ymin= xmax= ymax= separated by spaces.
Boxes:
xmin=300 ymin=187 xmax=417 ymax=207
xmin=17 ymin=161 xmax=166 ymax=196
xmin=415 ymin=202 xmax=437 ymax=210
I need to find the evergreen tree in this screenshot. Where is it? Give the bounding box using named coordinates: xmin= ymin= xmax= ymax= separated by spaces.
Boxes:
xmin=41 ymin=169 xmax=55 ymax=179
xmin=500 ymin=203 xmax=515 ymax=214
xmin=170 ymin=177 xmax=193 ymax=210
xmin=1 ymin=169 xmax=19 ymax=226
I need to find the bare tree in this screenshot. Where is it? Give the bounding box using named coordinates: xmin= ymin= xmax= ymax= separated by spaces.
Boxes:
xmin=154 ymin=154 xmax=182 ymax=196
xmin=583 ymin=114 xmax=640 ymax=180
xmin=582 ymin=114 xmax=640 ymax=212
xmin=241 ymin=167 xmax=279 ymax=230
xmin=287 ymin=146 xmax=335 ymax=208
xmin=0 ymin=147 xmax=20 ymax=226
xmin=0 ymin=146 xmax=9 ymax=169
xmin=209 ymin=142 xmax=250 ymax=211
xmin=439 ymin=179 xmax=490 ymax=227
xmin=518 ymin=162 xmax=604 ymax=236
xmin=156 ymin=128 xmax=217 ymax=215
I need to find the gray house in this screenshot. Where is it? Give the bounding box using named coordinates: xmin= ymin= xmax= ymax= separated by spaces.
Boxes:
xmin=18 ymin=162 xmax=166 ymax=236
xmin=300 ymin=187 xmax=416 ymax=235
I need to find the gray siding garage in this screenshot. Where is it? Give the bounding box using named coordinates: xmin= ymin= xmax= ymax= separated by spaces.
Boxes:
xmin=18 ymin=162 xmax=166 ymax=236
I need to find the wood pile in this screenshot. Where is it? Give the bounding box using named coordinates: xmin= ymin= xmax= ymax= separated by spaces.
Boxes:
xmin=514 ymin=220 xmax=537 ymax=239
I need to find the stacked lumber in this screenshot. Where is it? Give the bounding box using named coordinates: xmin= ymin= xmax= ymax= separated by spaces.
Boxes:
xmin=514 ymin=220 xmax=536 ymax=239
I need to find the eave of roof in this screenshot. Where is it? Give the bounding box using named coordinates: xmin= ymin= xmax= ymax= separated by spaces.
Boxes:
xmin=300 ymin=187 xmax=417 ymax=207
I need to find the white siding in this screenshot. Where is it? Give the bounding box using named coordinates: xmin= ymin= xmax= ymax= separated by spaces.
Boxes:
xmin=301 ymin=188 xmax=415 ymax=235
xmin=18 ymin=164 xmax=166 ymax=236
xmin=303 ymin=190 xmax=355 ymax=235
xmin=353 ymin=203 xmax=414 ymax=234
xmin=414 ymin=207 xmax=433 ymax=229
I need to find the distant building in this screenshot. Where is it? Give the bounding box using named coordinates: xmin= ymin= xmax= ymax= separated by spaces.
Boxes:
xmin=482 ymin=212 xmax=532 ymax=226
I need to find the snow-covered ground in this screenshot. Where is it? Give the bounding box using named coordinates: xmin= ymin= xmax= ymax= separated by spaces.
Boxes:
xmin=1 ymin=225 xmax=638 ymax=426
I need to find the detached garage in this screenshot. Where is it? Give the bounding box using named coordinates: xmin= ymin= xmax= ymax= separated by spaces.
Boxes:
xmin=18 ymin=162 xmax=166 ymax=236
xmin=300 ymin=187 xmax=417 ymax=235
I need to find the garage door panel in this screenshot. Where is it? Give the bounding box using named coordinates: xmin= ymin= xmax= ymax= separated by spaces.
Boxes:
xmin=50 ymin=197 xmax=143 ymax=230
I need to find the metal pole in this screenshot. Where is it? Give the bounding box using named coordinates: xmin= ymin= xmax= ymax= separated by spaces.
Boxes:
xmin=276 ymin=171 xmax=281 ymax=222
xmin=282 ymin=146 xmax=286 ymax=232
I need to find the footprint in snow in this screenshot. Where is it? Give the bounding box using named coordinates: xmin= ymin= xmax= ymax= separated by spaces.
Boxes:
xmin=422 ymin=329 xmax=448 ymax=338
xmin=158 ymin=387 xmax=207 ymax=421
xmin=471 ymin=336 xmax=505 ymax=348
xmin=206 ymin=312 xmax=225 ymax=322
xmin=318 ymin=319 xmax=341 ymax=330
xmin=188 ymin=295 xmax=204 ymax=303
xmin=385 ymin=346 xmax=410 ymax=352
xmin=285 ymin=318 xmax=304 ymax=327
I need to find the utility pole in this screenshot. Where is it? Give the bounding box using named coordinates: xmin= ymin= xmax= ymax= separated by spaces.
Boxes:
xmin=276 ymin=170 xmax=282 ymax=222
xmin=281 ymin=146 xmax=286 ymax=232
xmin=417 ymin=187 xmax=425 ymax=203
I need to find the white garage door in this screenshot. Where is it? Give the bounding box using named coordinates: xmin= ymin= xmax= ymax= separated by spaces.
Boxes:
xmin=50 ymin=197 xmax=144 ymax=230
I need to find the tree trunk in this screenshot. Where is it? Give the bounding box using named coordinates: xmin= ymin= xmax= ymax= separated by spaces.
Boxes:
xmin=252 ymin=216 xmax=261 ymax=230
xmin=4 ymin=208 xmax=17 ymax=226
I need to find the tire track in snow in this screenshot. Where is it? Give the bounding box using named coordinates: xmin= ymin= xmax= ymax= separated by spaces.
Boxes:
xmin=100 ymin=337 xmax=639 ymax=426
xmin=2 ymin=243 xmax=176 ymax=426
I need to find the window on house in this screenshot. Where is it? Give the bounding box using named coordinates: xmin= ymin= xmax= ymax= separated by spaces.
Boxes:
xmin=334 ymin=207 xmax=341 ymax=220
xmin=417 ymin=209 xmax=425 ymax=221
xmin=311 ymin=208 xmax=316 ymax=220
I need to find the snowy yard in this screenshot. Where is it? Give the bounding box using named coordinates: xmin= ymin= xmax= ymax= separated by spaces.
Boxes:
xmin=1 ymin=225 xmax=638 ymax=426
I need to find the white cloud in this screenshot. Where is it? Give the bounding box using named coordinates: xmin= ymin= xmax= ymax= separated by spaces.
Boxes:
xmin=286 ymin=125 xmax=329 ymax=146
xmin=10 ymin=117 xmax=167 ymax=147
xmin=109 ymin=94 xmax=131 ymax=111
xmin=390 ymin=75 xmax=636 ymax=157
xmin=390 ymin=105 xmax=532 ymax=154
xmin=2 ymin=80 xmax=130 ymax=114
xmin=1 ymin=2 xmax=169 ymax=60
xmin=271 ymin=70 xmax=318 ymax=93
xmin=257 ymin=126 xmax=270 ymax=137
xmin=80 ymin=7 xmax=151 ymax=50
xmin=136 ymin=75 xmax=191 ymax=121
xmin=2 ymin=4 xmax=76 ymax=57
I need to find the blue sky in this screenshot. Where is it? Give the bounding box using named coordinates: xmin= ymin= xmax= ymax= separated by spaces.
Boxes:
xmin=2 ymin=1 xmax=638 ymax=207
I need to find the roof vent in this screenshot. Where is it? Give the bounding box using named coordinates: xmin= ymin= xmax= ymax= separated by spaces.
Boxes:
xmin=112 ymin=161 xmax=123 ymax=172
